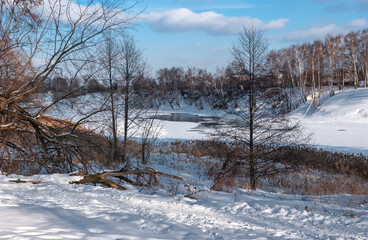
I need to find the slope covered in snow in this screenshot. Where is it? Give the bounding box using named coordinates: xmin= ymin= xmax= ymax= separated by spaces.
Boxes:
xmin=291 ymin=88 xmax=368 ymax=155
xmin=41 ymin=88 xmax=368 ymax=155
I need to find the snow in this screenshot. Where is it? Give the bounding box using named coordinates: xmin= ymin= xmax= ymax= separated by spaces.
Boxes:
xmin=39 ymin=89 xmax=368 ymax=151
xmin=159 ymin=121 xmax=207 ymax=140
xmin=156 ymin=88 xmax=368 ymax=157
xmin=1 ymin=174 xmax=368 ymax=239
xmin=291 ymin=88 xmax=368 ymax=155
xmin=2 ymin=88 xmax=368 ymax=239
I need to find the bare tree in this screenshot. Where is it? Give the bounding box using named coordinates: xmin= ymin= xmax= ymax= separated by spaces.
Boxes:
xmin=212 ymin=26 xmax=305 ymax=190
xmin=293 ymin=44 xmax=308 ymax=102
xmin=95 ymin=33 xmax=149 ymax=168
xmin=325 ymin=35 xmax=338 ymax=96
xmin=266 ymin=49 xmax=292 ymax=110
xmin=98 ymin=34 xmax=121 ymax=162
xmin=359 ymin=30 xmax=368 ymax=88
xmin=344 ymin=31 xmax=360 ymax=89
xmin=332 ymin=35 xmax=346 ymax=90
xmin=0 ymin=0 xmax=139 ymax=173
xmin=119 ymin=34 xmax=146 ymax=167
xmin=309 ymin=42 xmax=317 ymax=108
xmin=140 ymin=110 xmax=162 ymax=166
xmin=282 ymin=47 xmax=299 ymax=109
xmin=156 ymin=67 xmax=184 ymax=107
xmin=309 ymin=40 xmax=323 ymax=107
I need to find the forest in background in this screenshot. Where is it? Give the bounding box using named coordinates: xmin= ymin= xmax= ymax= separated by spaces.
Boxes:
xmin=40 ymin=29 xmax=368 ymax=111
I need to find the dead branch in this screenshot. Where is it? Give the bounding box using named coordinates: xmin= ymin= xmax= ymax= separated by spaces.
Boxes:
xmin=70 ymin=168 xmax=183 ymax=190
xmin=9 ymin=179 xmax=42 ymax=184
xmin=70 ymin=174 xmax=127 ymax=190
xmin=101 ymin=170 xmax=183 ymax=181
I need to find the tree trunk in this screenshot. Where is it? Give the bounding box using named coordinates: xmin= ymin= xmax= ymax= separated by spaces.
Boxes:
xmin=249 ymin=87 xmax=256 ymax=190
xmin=353 ymin=59 xmax=358 ymax=89
xmin=109 ymin=53 xmax=119 ymax=162
xmin=122 ymin=77 xmax=129 ymax=165
xmin=249 ymin=57 xmax=256 ymax=190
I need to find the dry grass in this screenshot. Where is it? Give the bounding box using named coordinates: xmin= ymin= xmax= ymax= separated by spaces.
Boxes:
xmin=267 ymin=170 xmax=368 ymax=195
xmin=153 ymin=140 xmax=368 ymax=196
xmin=156 ymin=140 xmax=229 ymax=158
xmin=274 ymin=146 xmax=368 ymax=178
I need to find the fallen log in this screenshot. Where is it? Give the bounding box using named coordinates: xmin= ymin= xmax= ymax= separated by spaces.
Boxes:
xmin=9 ymin=179 xmax=42 ymax=184
xmin=70 ymin=174 xmax=127 ymax=190
xmin=70 ymin=168 xmax=183 ymax=190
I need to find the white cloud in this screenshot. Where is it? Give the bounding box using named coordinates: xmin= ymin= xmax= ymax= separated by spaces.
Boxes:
xmin=37 ymin=0 xmax=132 ymax=28
xmin=281 ymin=19 xmax=368 ymax=41
xmin=141 ymin=8 xmax=289 ymax=35
xmin=186 ymin=43 xmax=202 ymax=48
xmin=347 ymin=18 xmax=367 ymax=27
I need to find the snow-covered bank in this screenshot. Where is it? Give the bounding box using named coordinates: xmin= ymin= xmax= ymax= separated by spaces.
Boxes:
xmin=150 ymin=88 xmax=368 ymax=154
xmin=157 ymin=88 xmax=368 ymax=158
xmin=291 ymin=88 xmax=368 ymax=155
xmin=1 ymin=174 xmax=367 ymax=239
xmin=42 ymin=88 xmax=368 ymax=155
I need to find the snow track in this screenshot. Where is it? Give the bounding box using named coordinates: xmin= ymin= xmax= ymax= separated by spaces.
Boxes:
xmin=1 ymin=174 xmax=367 ymax=239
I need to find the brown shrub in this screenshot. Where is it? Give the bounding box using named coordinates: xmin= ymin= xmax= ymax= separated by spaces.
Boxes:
xmin=0 ymin=115 xmax=112 ymax=175
xmin=274 ymin=146 xmax=368 ymax=179
xmin=162 ymin=140 xmax=368 ymax=195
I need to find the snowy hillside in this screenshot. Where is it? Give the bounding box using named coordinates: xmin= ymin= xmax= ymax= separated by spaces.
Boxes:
xmin=152 ymin=88 xmax=368 ymax=158
xmin=41 ymin=88 xmax=368 ymax=155
xmin=291 ymin=88 xmax=368 ymax=155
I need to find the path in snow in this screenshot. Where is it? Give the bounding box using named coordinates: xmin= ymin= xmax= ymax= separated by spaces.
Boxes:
xmin=1 ymin=174 xmax=367 ymax=239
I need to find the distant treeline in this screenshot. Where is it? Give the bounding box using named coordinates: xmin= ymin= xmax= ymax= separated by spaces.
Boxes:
xmin=42 ymin=29 xmax=368 ymax=110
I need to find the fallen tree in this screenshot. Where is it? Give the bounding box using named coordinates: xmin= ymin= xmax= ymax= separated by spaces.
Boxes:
xmin=70 ymin=167 xmax=183 ymax=190
xmin=9 ymin=179 xmax=42 ymax=184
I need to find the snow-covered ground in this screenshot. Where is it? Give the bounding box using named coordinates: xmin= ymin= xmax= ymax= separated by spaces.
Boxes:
xmin=157 ymin=88 xmax=368 ymax=156
xmin=41 ymin=89 xmax=368 ymax=155
xmin=291 ymin=88 xmax=368 ymax=155
xmin=1 ymin=173 xmax=368 ymax=239
xmin=1 ymin=88 xmax=368 ymax=239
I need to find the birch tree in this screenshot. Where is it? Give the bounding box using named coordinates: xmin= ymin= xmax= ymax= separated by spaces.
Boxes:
xmin=344 ymin=31 xmax=360 ymax=89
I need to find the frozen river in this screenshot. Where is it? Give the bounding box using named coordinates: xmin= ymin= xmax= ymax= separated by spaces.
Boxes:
xmin=149 ymin=112 xmax=221 ymax=140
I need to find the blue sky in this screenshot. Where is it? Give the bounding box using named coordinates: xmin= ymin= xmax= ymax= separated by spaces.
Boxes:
xmin=128 ymin=0 xmax=368 ymax=73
